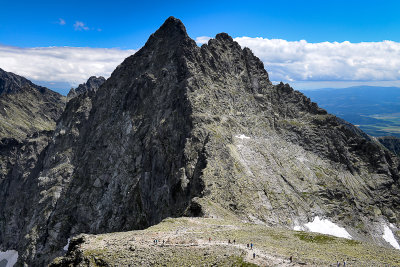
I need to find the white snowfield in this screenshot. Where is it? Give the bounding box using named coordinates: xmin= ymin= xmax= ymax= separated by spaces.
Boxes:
xmin=0 ymin=250 xmax=18 ymax=267
xmin=382 ymin=224 xmax=400 ymax=250
xmin=63 ymin=238 xmax=70 ymax=251
xmin=235 ymin=134 xmax=250 ymax=140
xmin=293 ymin=225 xmax=303 ymax=231
xmin=304 ymin=216 xmax=352 ymax=239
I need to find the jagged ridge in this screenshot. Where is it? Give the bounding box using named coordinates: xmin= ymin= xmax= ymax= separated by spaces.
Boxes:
xmin=0 ymin=17 xmax=399 ymax=266
xmin=67 ymin=76 xmax=105 ymax=99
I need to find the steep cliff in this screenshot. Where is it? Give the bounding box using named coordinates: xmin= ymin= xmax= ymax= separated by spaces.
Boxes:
xmin=1 ymin=17 xmax=399 ymax=266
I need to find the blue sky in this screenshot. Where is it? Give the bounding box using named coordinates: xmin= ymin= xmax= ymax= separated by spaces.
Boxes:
xmin=2 ymin=0 xmax=400 ymax=47
xmin=1 ymin=0 xmax=400 ymax=94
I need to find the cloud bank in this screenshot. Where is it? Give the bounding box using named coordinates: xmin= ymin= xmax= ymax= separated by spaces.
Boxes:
xmin=2 ymin=36 xmax=400 ymax=91
xmin=0 ymin=45 xmax=136 ymax=86
xmin=197 ymin=36 xmax=400 ymax=83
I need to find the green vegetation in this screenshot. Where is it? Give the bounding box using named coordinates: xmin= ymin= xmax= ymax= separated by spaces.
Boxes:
xmin=233 ymin=256 xmax=259 ymax=267
xmin=294 ymin=232 xmax=336 ymax=244
xmin=52 ymin=217 xmax=400 ymax=266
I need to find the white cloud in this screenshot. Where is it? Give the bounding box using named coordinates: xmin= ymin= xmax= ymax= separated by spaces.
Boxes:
xmin=0 ymin=45 xmax=136 ymax=86
xmin=197 ymin=36 xmax=400 ymax=84
xmin=195 ymin=36 xmax=212 ymax=45
xmin=58 ymin=18 xmax=66 ymax=25
xmin=235 ymin=37 xmax=400 ymax=83
xmin=2 ymin=35 xmax=400 ymax=91
xmin=74 ymin=21 xmax=89 ymax=31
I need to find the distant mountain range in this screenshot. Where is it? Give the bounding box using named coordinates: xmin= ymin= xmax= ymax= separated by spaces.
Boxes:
xmin=300 ymin=86 xmax=400 ymax=137
xmin=0 ymin=68 xmax=65 ymax=140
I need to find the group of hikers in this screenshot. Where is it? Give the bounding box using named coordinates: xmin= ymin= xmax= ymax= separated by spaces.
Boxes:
xmin=151 ymin=236 xmax=311 ymax=264
xmin=337 ymin=260 xmax=347 ymax=266
xmin=152 ymin=239 xmax=165 ymax=245
xmin=227 ymin=238 xmax=257 ymax=259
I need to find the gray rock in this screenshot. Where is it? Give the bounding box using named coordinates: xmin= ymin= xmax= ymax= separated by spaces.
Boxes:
xmin=377 ymin=136 xmax=400 ymax=157
xmin=1 ymin=17 xmax=399 ymax=266
xmin=0 ymin=68 xmax=65 ymax=140
xmin=67 ymin=76 xmax=106 ymax=99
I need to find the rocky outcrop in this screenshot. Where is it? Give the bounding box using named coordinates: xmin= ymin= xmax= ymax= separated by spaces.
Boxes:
xmin=1 ymin=17 xmax=400 ymax=266
xmin=67 ymin=76 xmax=105 ymax=99
xmin=0 ymin=68 xmax=65 ymax=140
xmin=378 ymin=136 xmax=400 ymax=157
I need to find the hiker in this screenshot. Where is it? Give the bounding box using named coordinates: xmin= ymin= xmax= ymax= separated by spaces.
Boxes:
xmin=289 ymin=256 xmax=292 ymax=263
xmin=250 ymin=243 xmax=253 ymax=250
xmin=233 ymin=239 xmax=236 ymax=244
xmin=209 ymin=237 xmax=211 ymax=242
xmin=253 ymin=252 xmax=255 ymax=259
xmin=337 ymin=261 xmax=340 ymax=267
xmin=247 ymin=243 xmax=249 ymax=248
xmin=343 ymin=260 xmax=346 ymax=266
xmin=228 ymin=239 xmax=231 ymax=244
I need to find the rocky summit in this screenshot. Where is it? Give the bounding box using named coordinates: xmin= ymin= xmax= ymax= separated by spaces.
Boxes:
xmin=67 ymin=76 xmax=106 ymax=99
xmin=0 ymin=17 xmax=400 ymax=266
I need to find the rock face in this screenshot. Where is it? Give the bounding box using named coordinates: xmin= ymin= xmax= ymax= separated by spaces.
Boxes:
xmin=378 ymin=136 xmax=400 ymax=157
xmin=67 ymin=76 xmax=105 ymax=99
xmin=0 ymin=68 xmax=65 ymax=140
xmin=1 ymin=17 xmax=400 ymax=266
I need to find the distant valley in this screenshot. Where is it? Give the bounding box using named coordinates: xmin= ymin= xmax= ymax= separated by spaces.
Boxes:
xmin=301 ymin=86 xmax=400 ymax=137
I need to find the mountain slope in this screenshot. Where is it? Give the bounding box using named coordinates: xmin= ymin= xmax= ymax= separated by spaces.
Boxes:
xmin=378 ymin=136 xmax=400 ymax=157
xmin=0 ymin=17 xmax=399 ymax=266
xmin=0 ymin=68 xmax=65 ymax=140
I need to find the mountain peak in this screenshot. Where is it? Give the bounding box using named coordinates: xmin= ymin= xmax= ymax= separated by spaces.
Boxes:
xmin=152 ymin=16 xmax=188 ymax=40
xmin=67 ymin=76 xmax=105 ymax=99
xmin=215 ymin=32 xmax=234 ymax=42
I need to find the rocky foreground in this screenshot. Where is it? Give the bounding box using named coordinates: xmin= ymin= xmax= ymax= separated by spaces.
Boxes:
xmin=51 ymin=217 xmax=400 ymax=266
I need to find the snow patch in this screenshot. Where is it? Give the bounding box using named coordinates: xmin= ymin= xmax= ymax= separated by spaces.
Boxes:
xmin=0 ymin=250 xmax=18 ymax=267
xmin=304 ymin=216 xmax=352 ymax=239
xmin=235 ymin=134 xmax=250 ymax=140
xmin=382 ymin=224 xmax=400 ymax=250
xmin=294 ymin=225 xmax=302 ymax=231
xmin=63 ymin=238 xmax=70 ymax=251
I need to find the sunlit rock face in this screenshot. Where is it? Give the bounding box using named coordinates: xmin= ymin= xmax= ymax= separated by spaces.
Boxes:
xmin=0 ymin=17 xmax=399 ymax=266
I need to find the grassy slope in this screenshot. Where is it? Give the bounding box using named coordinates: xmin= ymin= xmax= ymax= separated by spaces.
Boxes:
xmin=0 ymin=88 xmax=65 ymax=140
xmin=52 ymin=217 xmax=400 ymax=266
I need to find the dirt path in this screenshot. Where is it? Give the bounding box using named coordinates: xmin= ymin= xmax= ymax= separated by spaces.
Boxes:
xmin=129 ymin=221 xmax=312 ymax=266
xmin=191 ymin=238 xmax=303 ymax=266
